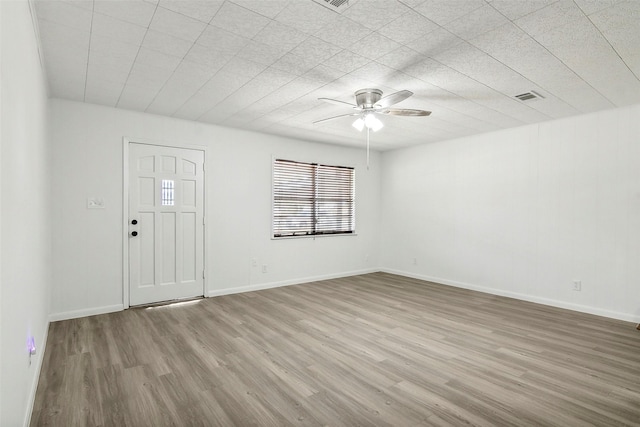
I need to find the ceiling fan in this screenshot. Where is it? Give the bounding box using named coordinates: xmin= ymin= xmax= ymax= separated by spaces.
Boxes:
xmin=313 ymin=88 xmax=431 ymax=129
xmin=313 ymin=88 xmax=432 ymax=168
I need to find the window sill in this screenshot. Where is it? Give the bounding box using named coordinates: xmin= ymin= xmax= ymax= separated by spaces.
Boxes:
xmin=271 ymin=233 xmax=358 ymax=241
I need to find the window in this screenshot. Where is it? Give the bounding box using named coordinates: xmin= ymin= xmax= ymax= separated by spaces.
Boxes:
xmin=161 ymin=179 xmax=175 ymax=206
xmin=273 ymin=159 xmax=355 ymax=238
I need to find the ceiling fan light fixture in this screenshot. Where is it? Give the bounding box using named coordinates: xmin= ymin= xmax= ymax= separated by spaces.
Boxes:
xmin=352 ymin=117 xmax=365 ymax=131
xmin=352 ymin=114 xmax=383 ymax=132
xmin=364 ymin=113 xmax=383 ymax=132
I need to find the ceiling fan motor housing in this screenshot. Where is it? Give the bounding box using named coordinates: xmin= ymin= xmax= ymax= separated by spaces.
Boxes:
xmin=355 ymin=88 xmax=383 ymax=109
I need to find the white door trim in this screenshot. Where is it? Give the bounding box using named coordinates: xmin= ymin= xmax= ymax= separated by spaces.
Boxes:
xmin=122 ymin=137 xmax=207 ymax=309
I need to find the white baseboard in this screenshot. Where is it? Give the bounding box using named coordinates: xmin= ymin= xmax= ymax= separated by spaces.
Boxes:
xmin=208 ymin=268 xmax=379 ymax=298
xmin=49 ymin=270 xmax=381 ymax=319
xmin=47 ymin=270 xmax=640 ymax=324
xmin=23 ymin=318 xmax=49 ymax=427
xmin=381 ymin=268 xmax=640 ymax=324
xmin=49 ymin=304 xmax=124 ymax=322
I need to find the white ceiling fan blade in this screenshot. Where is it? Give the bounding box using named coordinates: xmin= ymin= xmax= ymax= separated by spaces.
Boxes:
xmin=378 ymin=108 xmax=431 ymax=117
xmin=313 ymin=112 xmax=361 ymax=125
xmin=318 ymin=97 xmax=358 ymax=108
xmin=375 ymin=90 xmax=413 ymax=108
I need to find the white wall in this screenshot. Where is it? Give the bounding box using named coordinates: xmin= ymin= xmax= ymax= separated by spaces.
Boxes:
xmin=49 ymin=99 xmax=381 ymax=319
xmin=50 ymin=98 xmax=640 ymax=323
xmin=1 ymin=1 xmax=52 ymax=425
xmin=380 ymin=104 xmax=640 ymax=322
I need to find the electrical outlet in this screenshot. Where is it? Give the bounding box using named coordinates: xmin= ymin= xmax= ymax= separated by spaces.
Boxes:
xmin=573 ymin=280 xmax=582 ymax=291
xmin=365 ymin=254 xmax=370 ymax=264
xmin=251 ymin=258 xmax=257 ymax=267
xmin=27 ymin=336 xmax=36 ymax=366
xmin=412 ymin=257 xmax=417 ymax=265
xmin=262 ymin=265 xmax=268 ymax=273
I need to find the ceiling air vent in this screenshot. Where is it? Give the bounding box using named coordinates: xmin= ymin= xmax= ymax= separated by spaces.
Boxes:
xmin=311 ymin=0 xmax=352 ymax=13
xmin=515 ymin=90 xmax=545 ymax=101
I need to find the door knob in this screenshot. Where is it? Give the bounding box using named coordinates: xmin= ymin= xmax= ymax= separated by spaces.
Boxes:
xmin=131 ymin=219 xmax=138 ymax=225
xmin=131 ymin=231 xmax=138 ymax=237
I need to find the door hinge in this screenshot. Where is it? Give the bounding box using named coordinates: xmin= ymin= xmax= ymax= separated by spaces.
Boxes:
xmin=202 ymin=270 xmax=205 ymax=279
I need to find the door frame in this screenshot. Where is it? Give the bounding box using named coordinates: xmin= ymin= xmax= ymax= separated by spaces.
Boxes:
xmin=122 ymin=137 xmax=207 ymax=309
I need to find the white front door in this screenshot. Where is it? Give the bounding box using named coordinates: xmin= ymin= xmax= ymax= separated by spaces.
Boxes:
xmin=128 ymin=143 xmax=205 ymax=306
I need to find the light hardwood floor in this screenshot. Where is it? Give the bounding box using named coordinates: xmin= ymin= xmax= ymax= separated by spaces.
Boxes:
xmin=31 ymin=273 xmax=640 ymax=426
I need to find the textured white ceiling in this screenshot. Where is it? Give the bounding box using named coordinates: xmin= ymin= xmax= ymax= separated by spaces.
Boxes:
xmin=33 ymin=0 xmax=640 ymax=150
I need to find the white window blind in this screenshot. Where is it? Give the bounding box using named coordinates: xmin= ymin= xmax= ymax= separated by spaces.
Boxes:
xmin=273 ymin=159 xmax=355 ymax=238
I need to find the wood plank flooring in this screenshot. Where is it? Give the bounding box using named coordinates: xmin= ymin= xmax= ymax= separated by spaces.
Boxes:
xmin=31 ymin=273 xmax=640 ymax=426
